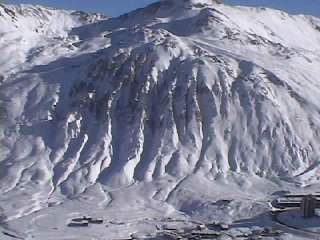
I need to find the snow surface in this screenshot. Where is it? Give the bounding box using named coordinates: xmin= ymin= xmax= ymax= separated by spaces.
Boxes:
xmin=1 ymin=0 xmax=320 ymax=239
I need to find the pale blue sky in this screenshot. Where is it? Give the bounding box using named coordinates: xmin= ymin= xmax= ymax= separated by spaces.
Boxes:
xmin=5 ymin=0 xmax=320 ymax=17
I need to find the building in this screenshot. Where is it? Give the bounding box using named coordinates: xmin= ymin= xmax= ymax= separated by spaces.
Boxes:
xmin=300 ymin=195 xmax=317 ymax=218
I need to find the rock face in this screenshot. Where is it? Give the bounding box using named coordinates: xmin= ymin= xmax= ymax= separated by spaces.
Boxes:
xmin=0 ymin=0 xmax=320 ymax=222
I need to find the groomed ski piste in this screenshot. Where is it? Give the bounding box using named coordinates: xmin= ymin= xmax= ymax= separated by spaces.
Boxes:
xmin=1 ymin=0 xmax=320 ymax=239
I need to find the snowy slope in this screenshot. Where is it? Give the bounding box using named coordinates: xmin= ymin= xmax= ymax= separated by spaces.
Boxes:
xmin=1 ymin=0 xmax=320 ymax=239
xmin=0 ymin=3 xmax=106 ymax=79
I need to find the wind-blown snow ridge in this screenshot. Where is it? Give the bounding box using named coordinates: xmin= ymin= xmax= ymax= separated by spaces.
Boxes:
xmin=0 ymin=1 xmax=320 ymax=238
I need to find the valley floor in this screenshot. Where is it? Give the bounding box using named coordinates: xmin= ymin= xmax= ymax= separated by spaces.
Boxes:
xmin=1 ymin=174 xmax=320 ymax=239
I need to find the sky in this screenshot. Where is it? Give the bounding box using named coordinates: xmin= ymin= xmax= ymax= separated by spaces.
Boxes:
xmin=4 ymin=0 xmax=320 ymax=17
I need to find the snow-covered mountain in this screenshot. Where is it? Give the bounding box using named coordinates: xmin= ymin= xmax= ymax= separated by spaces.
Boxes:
xmin=0 ymin=3 xmax=106 ymax=77
xmin=1 ymin=0 xmax=320 ymax=239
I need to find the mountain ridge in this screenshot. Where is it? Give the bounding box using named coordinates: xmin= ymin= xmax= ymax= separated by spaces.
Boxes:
xmin=1 ymin=2 xmax=320 ymax=239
